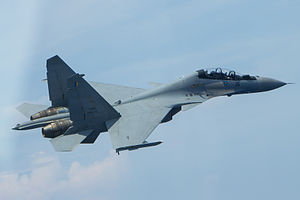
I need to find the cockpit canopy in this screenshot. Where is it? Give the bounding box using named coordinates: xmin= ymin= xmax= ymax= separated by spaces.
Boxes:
xmin=197 ymin=68 xmax=257 ymax=81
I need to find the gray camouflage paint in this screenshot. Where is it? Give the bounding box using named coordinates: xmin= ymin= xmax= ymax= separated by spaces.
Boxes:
xmin=13 ymin=56 xmax=286 ymax=152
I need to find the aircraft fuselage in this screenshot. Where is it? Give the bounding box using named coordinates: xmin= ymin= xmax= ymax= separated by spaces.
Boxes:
xmin=13 ymin=69 xmax=286 ymax=132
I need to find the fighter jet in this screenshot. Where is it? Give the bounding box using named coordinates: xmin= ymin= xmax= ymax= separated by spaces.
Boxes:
xmin=13 ymin=55 xmax=287 ymax=154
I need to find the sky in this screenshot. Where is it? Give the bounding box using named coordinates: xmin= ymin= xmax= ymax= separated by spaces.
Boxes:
xmin=0 ymin=0 xmax=300 ymax=199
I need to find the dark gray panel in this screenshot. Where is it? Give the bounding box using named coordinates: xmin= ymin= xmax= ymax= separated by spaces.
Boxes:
xmin=81 ymin=129 xmax=101 ymax=144
xmin=161 ymin=106 xmax=181 ymax=123
xmin=46 ymin=55 xmax=76 ymax=107
xmin=67 ymin=73 xmax=121 ymax=130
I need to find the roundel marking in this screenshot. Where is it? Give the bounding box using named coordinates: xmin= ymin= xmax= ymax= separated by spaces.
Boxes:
xmin=224 ymin=80 xmax=229 ymax=86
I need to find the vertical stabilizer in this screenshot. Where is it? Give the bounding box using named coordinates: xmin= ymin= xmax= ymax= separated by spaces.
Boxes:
xmin=46 ymin=55 xmax=76 ymax=107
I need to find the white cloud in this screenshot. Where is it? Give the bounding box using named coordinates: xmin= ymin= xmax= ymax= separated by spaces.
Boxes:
xmin=0 ymin=151 xmax=128 ymax=200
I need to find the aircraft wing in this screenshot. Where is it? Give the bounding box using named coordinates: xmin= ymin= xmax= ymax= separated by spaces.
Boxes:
xmin=89 ymin=81 xmax=145 ymax=104
xmin=107 ymin=99 xmax=172 ymax=152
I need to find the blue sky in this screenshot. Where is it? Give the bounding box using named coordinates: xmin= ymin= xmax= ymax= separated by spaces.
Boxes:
xmin=1 ymin=0 xmax=300 ymax=199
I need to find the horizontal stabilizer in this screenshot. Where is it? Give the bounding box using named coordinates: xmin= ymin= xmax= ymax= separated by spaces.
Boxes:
xmin=116 ymin=141 xmax=162 ymax=154
xmin=50 ymin=129 xmax=94 ymax=152
xmin=16 ymin=103 xmax=49 ymax=118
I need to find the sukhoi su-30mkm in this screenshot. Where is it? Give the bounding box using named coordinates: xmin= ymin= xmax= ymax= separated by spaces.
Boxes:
xmin=13 ymin=56 xmax=287 ymax=154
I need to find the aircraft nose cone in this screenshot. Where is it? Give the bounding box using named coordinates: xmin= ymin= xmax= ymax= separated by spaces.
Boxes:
xmin=258 ymin=77 xmax=286 ymax=92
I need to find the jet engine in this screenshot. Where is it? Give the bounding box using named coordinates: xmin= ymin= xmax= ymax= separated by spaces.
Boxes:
xmin=30 ymin=107 xmax=69 ymax=120
xmin=42 ymin=119 xmax=73 ymax=138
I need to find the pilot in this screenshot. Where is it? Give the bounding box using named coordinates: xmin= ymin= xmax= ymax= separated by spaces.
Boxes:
xmin=229 ymin=71 xmax=236 ymax=80
xmin=197 ymin=69 xmax=206 ymax=79
xmin=213 ymin=68 xmax=225 ymax=80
